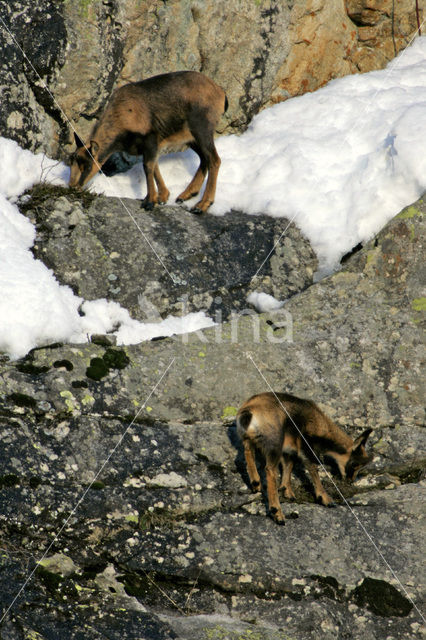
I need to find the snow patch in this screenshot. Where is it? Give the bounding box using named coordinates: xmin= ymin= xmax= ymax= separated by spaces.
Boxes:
xmin=2 ymin=37 xmax=426 ymax=359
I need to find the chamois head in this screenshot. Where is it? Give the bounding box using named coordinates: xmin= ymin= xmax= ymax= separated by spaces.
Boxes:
xmin=343 ymin=428 xmax=373 ymax=481
xmin=69 ymin=133 xmax=101 ymax=189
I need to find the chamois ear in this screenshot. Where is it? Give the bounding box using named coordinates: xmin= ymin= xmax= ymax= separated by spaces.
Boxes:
xmin=74 ymin=132 xmax=84 ymax=149
xmin=89 ymin=140 xmax=99 ymax=156
xmin=353 ymin=428 xmax=373 ymax=450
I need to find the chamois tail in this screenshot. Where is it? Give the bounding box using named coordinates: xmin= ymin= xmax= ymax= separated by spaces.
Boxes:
xmin=236 ymin=407 xmax=252 ymax=431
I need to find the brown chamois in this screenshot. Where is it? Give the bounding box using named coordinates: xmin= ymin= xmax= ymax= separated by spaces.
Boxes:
xmin=236 ymin=392 xmax=373 ymax=525
xmin=69 ymin=71 xmax=228 ymax=214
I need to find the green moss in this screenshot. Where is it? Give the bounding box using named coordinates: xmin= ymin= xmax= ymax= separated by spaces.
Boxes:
xmin=77 ymin=0 xmax=93 ymax=17
xmin=16 ymin=362 xmax=50 ymax=375
xmin=412 ymin=297 xmax=426 ymax=312
xmin=90 ymin=481 xmax=105 ymax=490
xmin=221 ymin=406 xmax=238 ymax=419
xmin=202 ymin=626 xmax=291 ymax=640
xmin=60 ymin=390 xmax=77 ymax=412
xmin=63 ymin=0 xmax=95 ymax=19
xmin=86 ymin=349 xmax=129 ymax=380
xmin=23 ymin=630 xmax=45 ymax=640
xmin=86 ymin=357 xmax=109 ymax=381
xmin=20 ymin=183 xmax=96 ymax=219
xmin=372 ymin=437 xmax=384 ymax=449
xmin=366 ymin=251 xmax=377 ymax=265
xmin=125 ymin=514 xmax=139 ymax=523
xmin=396 ymin=205 xmax=422 ymax=219
xmin=81 ymin=393 xmax=95 ymax=406
xmin=65 ymin=398 xmax=76 ymax=412
xmin=103 ymin=348 xmax=130 ymax=370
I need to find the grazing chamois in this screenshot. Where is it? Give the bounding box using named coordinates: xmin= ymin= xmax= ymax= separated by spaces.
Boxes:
xmin=236 ymin=392 xmax=372 ymax=525
xmin=69 ymin=71 xmax=228 ymax=213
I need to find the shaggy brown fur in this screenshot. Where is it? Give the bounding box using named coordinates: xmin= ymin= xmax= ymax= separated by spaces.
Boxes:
xmin=69 ymin=71 xmax=228 ymax=213
xmin=236 ymin=392 xmax=372 ymax=525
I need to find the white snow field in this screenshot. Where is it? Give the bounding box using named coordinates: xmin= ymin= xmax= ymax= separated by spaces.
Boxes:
xmin=1 ymin=36 xmax=426 ymax=359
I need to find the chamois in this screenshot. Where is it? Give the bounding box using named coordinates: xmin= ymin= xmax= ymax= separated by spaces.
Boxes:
xmin=236 ymin=392 xmax=373 ymax=525
xmin=69 ymin=71 xmax=228 ymax=213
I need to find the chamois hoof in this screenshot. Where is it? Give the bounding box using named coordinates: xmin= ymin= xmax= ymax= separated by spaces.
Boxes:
xmin=176 ymin=191 xmax=199 ymax=205
xmin=269 ymin=508 xmax=285 ymax=525
xmin=190 ymin=206 xmax=204 ymax=215
xmin=280 ymin=486 xmax=296 ymax=501
xmin=316 ymin=495 xmax=336 ymax=508
xmin=250 ymin=480 xmax=261 ymax=493
xmin=141 ymin=200 xmax=155 ymax=211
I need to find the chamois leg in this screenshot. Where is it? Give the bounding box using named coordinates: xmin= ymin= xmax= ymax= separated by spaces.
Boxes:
xmin=279 ymin=453 xmax=296 ymax=501
xmin=193 ymin=148 xmax=220 ymax=214
xmin=306 ymin=462 xmax=335 ymax=507
xmin=265 ymin=458 xmax=285 ymax=525
xmin=176 ymin=143 xmax=207 ymax=204
xmin=243 ymin=440 xmax=261 ymax=493
xmin=188 ymin=124 xmax=221 ymax=214
xmin=154 ymin=164 xmax=170 ymax=204
xmin=141 ymin=135 xmax=159 ymax=210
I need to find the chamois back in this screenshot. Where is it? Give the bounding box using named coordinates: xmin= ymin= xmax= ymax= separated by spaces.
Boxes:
xmin=69 ymin=71 xmax=227 ymax=214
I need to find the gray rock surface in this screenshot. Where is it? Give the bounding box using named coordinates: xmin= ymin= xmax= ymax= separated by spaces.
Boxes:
xmin=20 ymin=185 xmax=317 ymax=320
xmin=0 ymin=190 xmax=425 ymax=638
xmin=1 ymin=2 xmax=425 ymax=637
xmin=9 ymin=189 xmax=424 ymax=431
xmin=0 ymin=413 xmax=424 ymax=638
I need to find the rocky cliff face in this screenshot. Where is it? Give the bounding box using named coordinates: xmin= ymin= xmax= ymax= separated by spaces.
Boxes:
xmin=0 ymin=187 xmax=424 ymax=638
xmin=1 ymin=2 xmax=425 ymax=637
xmin=0 ymin=0 xmax=421 ymax=156
xmin=20 ymin=185 xmax=317 ymax=322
